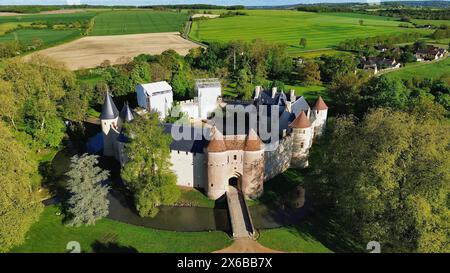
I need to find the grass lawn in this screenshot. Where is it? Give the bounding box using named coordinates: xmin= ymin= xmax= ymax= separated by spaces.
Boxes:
xmin=11 ymin=206 xmax=232 ymax=253
xmin=178 ymin=188 xmax=216 ymax=208
xmin=285 ymin=84 xmax=327 ymax=102
xmin=90 ymin=10 xmax=188 ymax=36
xmin=384 ymin=56 xmax=450 ymax=81
xmin=189 ymin=10 xmax=431 ymax=56
xmin=0 ymin=28 xmax=82 ymax=47
xmin=258 ymin=227 xmax=332 ymax=253
xmin=258 ymin=208 xmax=362 ymax=253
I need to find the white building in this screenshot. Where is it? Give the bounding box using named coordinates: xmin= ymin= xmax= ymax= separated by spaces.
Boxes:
xmin=180 ymin=78 xmax=221 ymax=120
xmin=136 ymin=81 xmax=173 ymax=119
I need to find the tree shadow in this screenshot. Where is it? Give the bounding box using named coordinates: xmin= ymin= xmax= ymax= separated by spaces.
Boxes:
xmin=91 ymin=240 xmax=139 ymax=253
xmin=289 ymin=209 xmax=363 ymax=253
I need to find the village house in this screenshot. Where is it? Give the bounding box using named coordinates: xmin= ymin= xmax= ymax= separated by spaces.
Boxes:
xmin=415 ymin=45 xmax=447 ymax=62
xmin=361 ymin=57 xmax=401 ymax=74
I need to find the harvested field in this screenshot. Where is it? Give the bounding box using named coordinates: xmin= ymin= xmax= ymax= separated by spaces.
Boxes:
xmin=191 ymin=14 xmax=220 ymax=19
xmin=29 ymin=32 xmax=200 ymax=70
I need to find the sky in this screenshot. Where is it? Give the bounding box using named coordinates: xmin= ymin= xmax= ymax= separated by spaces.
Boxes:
xmin=0 ymin=0 xmax=416 ymax=6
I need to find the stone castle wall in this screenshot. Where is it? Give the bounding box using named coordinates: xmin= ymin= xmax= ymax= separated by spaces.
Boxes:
xmin=263 ymin=134 xmax=293 ymax=181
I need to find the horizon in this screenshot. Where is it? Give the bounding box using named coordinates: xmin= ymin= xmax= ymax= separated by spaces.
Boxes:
xmin=0 ymin=0 xmax=444 ymax=7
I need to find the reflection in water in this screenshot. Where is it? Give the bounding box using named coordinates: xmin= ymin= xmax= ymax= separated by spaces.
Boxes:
xmin=107 ymin=189 xmax=308 ymax=233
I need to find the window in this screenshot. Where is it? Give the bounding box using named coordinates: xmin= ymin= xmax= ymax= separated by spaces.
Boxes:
xmin=210 ymin=184 xmax=214 ymax=187
xmin=300 ymin=142 xmax=304 ymax=148
xmin=186 ymin=152 xmax=188 ymax=155
xmin=233 ymin=155 xmax=237 ymax=160
xmin=177 ymin=151 xmax=180 ymax=154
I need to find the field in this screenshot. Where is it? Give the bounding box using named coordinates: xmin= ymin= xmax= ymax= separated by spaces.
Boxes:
xmin=384 ymin=57 xmax=450 ymax=80
xmin=30 ymin=32 xmax=200 ymax=70
xmin=11 ymin=206 xmax=232 ymax=253
xmin=189 ymin=10 xmax=432 ymax=55
xmin=0 ymin=11 xmax=97 ymax=24
xmin=0 ymin=11 xmax=97 ymax=48
xmin=0 ymin=28 xmax=82 ymax=47
xmin=89 ymin=10 xmax=188 ymax=36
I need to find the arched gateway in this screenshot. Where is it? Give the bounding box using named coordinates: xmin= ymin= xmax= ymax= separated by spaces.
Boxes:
xmin=206 ymin=128 xmax=265 ymax=200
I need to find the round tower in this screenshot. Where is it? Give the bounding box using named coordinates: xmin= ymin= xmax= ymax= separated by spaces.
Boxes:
xmin=290 ymin=111 xmax=313 ymax=168
xmin=206 ymin=129 xmax=229 ymax=200
xmin=242 ymin=129 xmax=265 ymax=199
xmin=100 ymin=92 xmax=120 ymax=157
xmin=312 ymin=96 xmax=328 ymax=137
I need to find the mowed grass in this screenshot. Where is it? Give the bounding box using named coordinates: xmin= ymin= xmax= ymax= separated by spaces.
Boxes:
xmin=189 ymin=10 xmax=432 ymax=55
xmin=0 ymin=28 xmax=82 ymax=47
xmin=384 ymin=57 xmax=450 ymax=81
xmin=90 ymin=10 xmax=188 ymax=36
xmin=259 ymin=227 xmax=332 ymax=253
xmin=11 ymin=206 xmax=232 ymax=253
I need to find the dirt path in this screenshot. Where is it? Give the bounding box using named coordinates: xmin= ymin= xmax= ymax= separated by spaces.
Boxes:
xmin=213 ymin=238 xmax=283 ymax=253
xmin=27 ymin=32 xmax=201 ymax=70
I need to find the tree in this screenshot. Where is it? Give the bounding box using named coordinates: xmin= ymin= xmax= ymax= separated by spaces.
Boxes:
xmin=1 ymin=55 xmax=75 ymax=150
xmin=0 ymin=122 xmax=43 ymax=252
xmin=66 ymin=154 xmax=110 ymax=227
xmin=360 ymin=76 xmax=411 ymax=113
xmin=299 ymin=37 xmax=307 ymax=49
xmin=297 ymin=61 xmax=321 ymax=85
xmin=121 ymin=113 xmax=180 ymax=217
xmin=319 ymin=54 xmax=356 ymax=83
xmin=235 ymin=67 xmax=254 ymax=100
xmin=327 ymin=72 xmax=367 ymax=115
xmin=358 ymin=19 xmax=364 ymax=26
xmin=307 ymin=108 xmax=450 ymax=252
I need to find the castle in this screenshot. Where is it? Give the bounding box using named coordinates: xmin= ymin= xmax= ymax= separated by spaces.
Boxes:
xmin=100 ymin=79 xmax=328 ymax=200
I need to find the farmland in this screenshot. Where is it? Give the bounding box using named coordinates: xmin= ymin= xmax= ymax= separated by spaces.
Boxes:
xmin=89 ymin=10 xmax=189 ymax=36
xmin=189 ymin=10 xmax=433 ymax=55
xmin=0 ymin=28 xmax=82 ymax=47
xmin=30 ymin=32 xmax=199 ymax=70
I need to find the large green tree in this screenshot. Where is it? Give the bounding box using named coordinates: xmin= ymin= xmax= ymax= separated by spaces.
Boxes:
xmin=0 ymin=122 xmax=43 ymax=252
xmin=307 ymin=107 xmax=450 ymax=252
xmin=0 ymin=55 xmax=75 ymax=149
xmin=121 ymin=113 xmax=180 ymax=217
xmin=66 ymin=154 xmax=110 ymax=227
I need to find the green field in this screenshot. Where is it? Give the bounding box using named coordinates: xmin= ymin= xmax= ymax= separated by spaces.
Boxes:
xmin=0 ymin=28 xmax=82 ymax=47
xmin=11 ymin=206 xmax=231 ymax=253
xmin=89 ymin=10 xmax=188 ymax=36
xmin=0 ymin=11 xmax=97 ymax=25
xmin=189 ymin=10 xmax=432 ymax=55
xmin=384 ymin=57 xmax=450 ymax=80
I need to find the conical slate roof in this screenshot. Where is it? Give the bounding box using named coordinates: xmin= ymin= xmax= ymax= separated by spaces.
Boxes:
xmin=244 ymin=128 xmax=263 ymax=151
xmin=207 ymin=128 xmax=227 ymax=153
xmin=120 ymin=103 xmax=134 ymax=122
xmin=313 ymin=96 xmax=328 ymax=110
xmin=100 ymin=92 xmax=119 ymax=120
xmin=289 ymin=111 xmax=311 ymax=129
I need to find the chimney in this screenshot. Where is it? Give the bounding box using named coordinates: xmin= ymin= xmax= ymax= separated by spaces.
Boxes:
xmin=254 ymin=86 xmax=261 ymax=99
xmin=290 ymin=89 xmax=296 ymax=102
xmin=286 ymin=101 xmax=292 ymax=113
xmin=271 ymin=87 xmax=277 ymax=98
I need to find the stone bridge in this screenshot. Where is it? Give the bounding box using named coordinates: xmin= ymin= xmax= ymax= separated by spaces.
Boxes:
xmin=226 ymin=186 xmax=256 ymax=239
